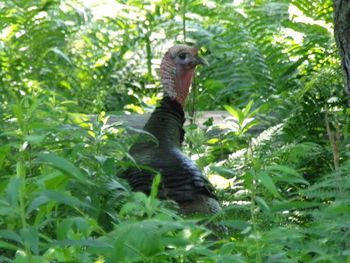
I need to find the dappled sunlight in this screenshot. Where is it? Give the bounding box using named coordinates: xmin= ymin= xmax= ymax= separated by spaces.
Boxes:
xmin=208 ymin=174 xmax=232 ymax=189
xmin=281 ymin=27 xmax=304 ymax=44
xmin=288 ymin=4 xmax=333 ymax=33
xmin=80 ymin=0 xmax=124 ymax=19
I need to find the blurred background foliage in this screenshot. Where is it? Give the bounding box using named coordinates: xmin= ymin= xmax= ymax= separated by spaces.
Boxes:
xmin=0 ymin=0 xmax=350 ymax=262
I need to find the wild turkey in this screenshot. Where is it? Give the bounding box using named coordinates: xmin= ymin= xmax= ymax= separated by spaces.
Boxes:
xmin=123 ymin=45 xmax=221 ymax=215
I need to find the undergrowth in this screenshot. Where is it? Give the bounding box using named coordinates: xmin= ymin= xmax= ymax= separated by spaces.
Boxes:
xmin=1 ymin=0 xmax=349 ymax=262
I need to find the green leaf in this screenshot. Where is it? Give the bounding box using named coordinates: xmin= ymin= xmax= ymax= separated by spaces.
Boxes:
xmin=255 ymin=196 xmax=270 ymax=212
xmin=241 ymin=118 xmax=259 ymax=132
xmin=210 ymin=166 xmax=236 ymax=178
xmin=188 ymin=246 xmax=216 ymax=257
xmin=325 ymin=201 xmax=350 ymax=214
xmin=221 ymin=220 xmax=251 ymax=231
xmin=242 ymin=100 xmax=254 ymax=116
xmin=12 ymin=255 xmax=46 ymax=263
xmin=0 ymin=230 xmax=22 ymax=244
xmin=244 ymin=171 xmax=254 ymax=189
xmin=0 ymin=145 xmax=11 ymax=169
xmin=267 ymin=165 xmax=300 ymax=177
xmin=48 ymin=47 xmax=72 ymax=65
xmin=271 ymin=200 xmax=321 ymax=212
xmin=219 ymin=242 xmax=236 ymax=255
xmin=150 ymin=173 xmax=161 ymax=200
xmin=0 ymin=240 xmax=19 ymax=251
xmin=27 ymin=190 xmax=90 ymax=214
xmin=111 ymin=220 xmax=162 ymax=262
xmin=267 ymin=165 xmax=309 ymax=185
xmin=6 ymin=176 xmax=24 ymax=207
xmin=57 ymin=217 xmax=91 ymax=240
xmin=0 ymin=204 xmax=15 ymax=216
xmin=242 ymin=121 xmax=260 ymax=135
xmin=257 ymin=172 xmax=282 ymax=199
xmin=224 ymin=105 xmax=240 ymax=119
xmin=37 ymin=153 xmax=93 ymax=185
xmin=20 ymin=226 xmax=39 ymax=255
xmin=24 ymin=134 xmax=47 ymax=145
xmin=53 ymin=239 xmax=111 ymax=248
xmin=26 ymin=196 xmax=50 ymax=214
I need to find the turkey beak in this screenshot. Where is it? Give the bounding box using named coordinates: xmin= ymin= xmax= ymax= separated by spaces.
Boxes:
xmin=195 ymin=55 xmax=209 ymax=66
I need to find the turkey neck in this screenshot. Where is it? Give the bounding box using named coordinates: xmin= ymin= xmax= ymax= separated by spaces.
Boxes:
xmin=143 ymin=97 xmax=185 ymax=148
xmin=174 ymin=67 xmax=195 ymax=106
xmin=142 ymin=55 xmax=195 ymax=148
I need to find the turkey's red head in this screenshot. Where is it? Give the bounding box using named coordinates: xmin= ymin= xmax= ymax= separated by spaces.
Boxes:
xmin=160 ymin=45 xmax=207 ymax=106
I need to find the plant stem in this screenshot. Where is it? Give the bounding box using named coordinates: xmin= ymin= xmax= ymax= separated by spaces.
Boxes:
xmin=18 ymin=157 xmax=32 ymax=258
xmin=247 ymin=142 xmax=262 ymax=263
xmin=182 ymin=0 xmax=187 ymax=43
xmin=146 ymin=13 xmax=152 ymax=78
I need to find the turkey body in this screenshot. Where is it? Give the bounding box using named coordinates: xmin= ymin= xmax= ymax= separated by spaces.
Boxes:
xmin=123 ymin=97 xmax=221 ymax=215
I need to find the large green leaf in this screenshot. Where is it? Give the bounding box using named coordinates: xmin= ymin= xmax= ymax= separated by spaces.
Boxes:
xmin=37 ymin=153 xmax=93 ymax=185
xmin=257 ymin=172 xmax=282 ymax=199
xmin=27 ymin=190 xmax=91 ymax=214
xmin=111 ymin=220 xmax=162 ymax=262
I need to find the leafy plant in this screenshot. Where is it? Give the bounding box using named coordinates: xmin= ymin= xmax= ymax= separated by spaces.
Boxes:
xmin=1 ymin=0 xmax=349 ymax=262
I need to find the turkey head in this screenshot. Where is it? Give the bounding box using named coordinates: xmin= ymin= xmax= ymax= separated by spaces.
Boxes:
xmin=160 ymin=45 xmax=208 ymax=106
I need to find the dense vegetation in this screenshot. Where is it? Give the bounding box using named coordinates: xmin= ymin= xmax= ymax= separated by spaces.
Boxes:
xmin=0 ymin=0 xmax=349 ymax=262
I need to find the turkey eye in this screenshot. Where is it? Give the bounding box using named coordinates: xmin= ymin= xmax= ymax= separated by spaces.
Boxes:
xmin=178 ymin=53 xmax=187 ymax=60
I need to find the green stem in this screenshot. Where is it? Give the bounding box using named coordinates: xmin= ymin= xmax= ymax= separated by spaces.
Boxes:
xmin=247 ymin=142 xmax=262 ymax=263
xmin=182 ymin=0 xmax=187 ymax=42
xmin=18 ymin=157 xmax=32 ymax=258
xmin=250 ymin=175 xmax=261 ymax=263
xmin=146 ymin=14 xmax=152 ymax=78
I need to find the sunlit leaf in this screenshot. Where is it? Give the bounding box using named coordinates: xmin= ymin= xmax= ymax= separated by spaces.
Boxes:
xmin=224 ymin=105 xmax=242 ymax=121
xmin=150 ymin=173 xmax=161 ymax=200
xmin=242 ymin=100 xmax=254 ymax=116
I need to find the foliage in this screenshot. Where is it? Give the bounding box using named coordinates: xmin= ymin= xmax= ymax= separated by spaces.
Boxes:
xmin=0 ymin=0 xmax=349 ymax=262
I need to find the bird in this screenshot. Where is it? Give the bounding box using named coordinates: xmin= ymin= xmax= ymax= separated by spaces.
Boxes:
xmin=122 ymin=45 xmax=221 ymax=215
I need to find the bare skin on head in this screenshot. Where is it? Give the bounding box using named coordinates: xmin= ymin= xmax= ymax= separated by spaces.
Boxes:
xmin=160 ymin=45 xmax=208 ymax=106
